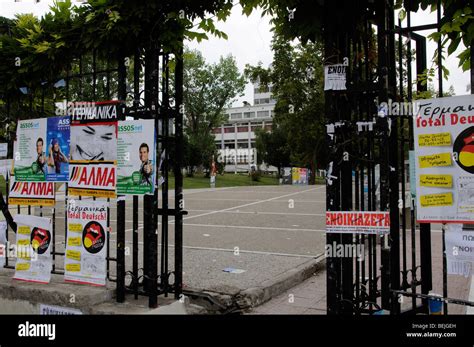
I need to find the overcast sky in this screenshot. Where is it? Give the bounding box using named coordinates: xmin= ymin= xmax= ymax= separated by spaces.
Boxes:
xmin=1 ymin=0 xmax=470 ymax=106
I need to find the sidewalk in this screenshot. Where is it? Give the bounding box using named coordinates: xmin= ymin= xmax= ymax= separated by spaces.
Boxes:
xmin=248 ymin=270 xmax=326 ymax=314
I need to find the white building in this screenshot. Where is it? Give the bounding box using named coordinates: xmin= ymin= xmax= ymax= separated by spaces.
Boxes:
xmin=213 ymin=82 xmax=276 ymax=172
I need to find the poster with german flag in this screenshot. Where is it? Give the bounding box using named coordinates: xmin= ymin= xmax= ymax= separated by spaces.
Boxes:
xmin=9 ymin=175 xmax=55 ymax=206
xmin=413 ymin=94 xmax=474 ymax=223
xmin=64 ymin=199 xmax=107 ymax=286
xmin=13 ymin=214 xmax=52 ymax=284
xmin=68 ymin=101 xmax=123 ymax=198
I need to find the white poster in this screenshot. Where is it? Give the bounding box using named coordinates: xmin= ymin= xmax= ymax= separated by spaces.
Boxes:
xmin=0 ymin=159 xmax=12 ymax=180
xmin=0 ymin=221 xmax=7 ymax=268
xmin=69 ymin=101 xmax=120 ymax=198
xmin=413 ymin=94 xmax=474 ymax=223
xmin=13 ymin=215 xmax=52 ymax=284
xmin=445 ymin=224 xmax=474 ymax=277
xmin=65 ymin=199 xmax=108 ymax=286
xmin=0 ymin=143 xmax=8 ymax=158
xmin=324 ymin=64 xmax=347 ymax=91
xmin=117 ymin=120 xmax=155 ymax=195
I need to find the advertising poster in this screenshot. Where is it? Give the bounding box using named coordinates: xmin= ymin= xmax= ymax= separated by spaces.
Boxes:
xmin=413 ymin=95 xmax=474 ymax=223
xmin=326 ymin=211 xmax=390 ymax=235
xmin=292 ymin=167 xmax=308 ymax=185
xmin=45 ymin=116 xmax=70 ymax=181
xmin=69 ymin=102 xmax=121 ymax=198
xmin=117 ymin=120 xmax=155 ymax=195
xmin=14 ymin=118 xmax=47 ymax=181
xmin=281 ymin=167 xmax=292 ymax=185
xmin=14 ymin=117 xmax=70 ymax=182
xmin=0 ymin=143 xmax=7 ymax=158
xmin=0 ymin=221 xmax=7 ymax=268
xmin=445 ymin=224 xmax=474 ymax=277
xmin=8 ymin=175 xmax=55 ymax=206
xmin=0 ymin=159 xmax=12 ymax=180
xmin=65 ymin=199 xmax=108 ymax=286
xmin=13 ymin=214 xmax=52 ymax=284
xmin=324 ymin=64 xmax=347 ymax=91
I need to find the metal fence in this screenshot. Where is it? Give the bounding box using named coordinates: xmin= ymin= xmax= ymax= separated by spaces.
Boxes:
xmin=325 ymin=0 xmax=474 ymax=315
xmin=0 ymin=42 xmax=185 ymax=308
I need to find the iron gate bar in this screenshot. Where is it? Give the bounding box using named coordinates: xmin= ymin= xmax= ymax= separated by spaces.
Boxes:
xmin=174 ymin=43 xmax=184 ymax=300
xmin=116 ymin=52 xmax=127 ymax=303
xmin=161 ymin=53 xmax=170 ymax=297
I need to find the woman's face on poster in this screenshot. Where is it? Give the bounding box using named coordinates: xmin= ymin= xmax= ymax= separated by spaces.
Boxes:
xmin=73 ymin=125 xmax=115 ymax=161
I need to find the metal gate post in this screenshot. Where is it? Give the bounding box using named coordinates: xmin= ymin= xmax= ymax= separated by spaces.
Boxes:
xmin=174 ymin=43 xmax=184 ymax=300
xmin=116 ymin=53 xmax=127 ymax=303
xmin=143 ymin=41 xmax=159 ymax=308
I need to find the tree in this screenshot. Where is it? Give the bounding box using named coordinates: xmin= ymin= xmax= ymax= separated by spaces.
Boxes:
xmin=245 ymin=35 xmax=326 ymax=183
xmin=183 ymin=48 xmax=245 ymax=175
xmin=254 ymin=126 xmax=290 ymax=174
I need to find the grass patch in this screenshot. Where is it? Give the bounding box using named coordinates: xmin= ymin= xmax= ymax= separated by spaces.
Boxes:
xmin=167 ymin=173 xmax=279 ymax=189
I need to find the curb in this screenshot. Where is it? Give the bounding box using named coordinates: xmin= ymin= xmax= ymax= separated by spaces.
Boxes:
xmin=184 ymin=253 xmax=326 ymax=314
xmin=235 ymin=254 xmax=326 ymax=311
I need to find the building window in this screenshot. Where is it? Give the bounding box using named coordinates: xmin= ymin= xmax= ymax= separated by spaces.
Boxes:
xmin=237 ymin=126 xmax=248 ymax=132
xmin=257 ymin=110 xmax=269 ymax=118
xmin=230 ymin=113 xmax=242 ymax=120
xmin=237 ymin=142 xmax=249 ymax=149
xmin=243 ymin=112 xmax=254 ymax=119
xmin=224 ymin=127 xmax=235 ymax=133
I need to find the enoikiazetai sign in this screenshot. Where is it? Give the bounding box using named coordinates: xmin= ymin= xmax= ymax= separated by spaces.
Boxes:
xmin=326 ymin=211 xmax=390 ymax=234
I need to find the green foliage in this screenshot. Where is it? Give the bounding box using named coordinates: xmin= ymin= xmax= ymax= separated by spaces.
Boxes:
xmin=247 ymin=35 xmax=326 ymax=182
xmin=0 ymin=0 xmax=237 ymax=104
xmin=182 ymin=48 xmax=246 ymax=174
xmin=240 ymin=0 xmax=472 ymax=74
xmin=397 ymin=0 xmax=473 ymax=73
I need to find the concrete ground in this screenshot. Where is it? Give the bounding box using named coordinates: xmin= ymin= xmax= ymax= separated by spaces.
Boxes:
xmin=2 ymin=183 xmax=473 ymax=314
xmin=3 ymin=184 xmax=327 ymax=312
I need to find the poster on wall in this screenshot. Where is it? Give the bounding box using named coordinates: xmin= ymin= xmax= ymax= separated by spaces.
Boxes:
xmin=281 ymin=167 xmax=292 ymax=185
xmin=0 ymin=143 xmax=7 ymax=158
xmin=13 ymin=116 xmax=70 ymax=182
xmin=326 ymin=211 xmax=390 ymax=235
xmin=8 ymin=175 xmax=55 ymax=206
xmin=0 ymin=221 xmax=7 ymax=268
xmin=324 ymin=64 xmax=347 ymax=91
xmin=292 ymin=167 xmax=308 ymax=185
xmin=117 ymin=120 xmax=156 ymax=195
xmin=64 ymin=199 xmax=108 ymax=286
xmin=14 ymin=118 xmax=47 ymax=181
xmin=445 ymin=224 xmax=474 ymax=277
xmin=0 ymin=159 xmax=12 ymax=180
xmin=68 ymin=101 xmax=122 ymax=198
xmin=13 ymin=214 xmax=52 ymax=284
xmin=413 ymin=94 xmax=474 ymax=223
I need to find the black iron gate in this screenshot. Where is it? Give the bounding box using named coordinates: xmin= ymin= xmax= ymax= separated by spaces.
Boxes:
xmin=0 ymin=39 xmax=185 ymax=308
xmin=325 ymin=0 xmax=474 ymax=315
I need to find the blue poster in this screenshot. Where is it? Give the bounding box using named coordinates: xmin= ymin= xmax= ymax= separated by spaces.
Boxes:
xmin=45 ymin=116 xmax=70 ymax=181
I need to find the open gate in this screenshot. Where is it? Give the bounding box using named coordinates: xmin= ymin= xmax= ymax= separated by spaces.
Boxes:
xmin=325 ymin=0 xmax=474 ymax=315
